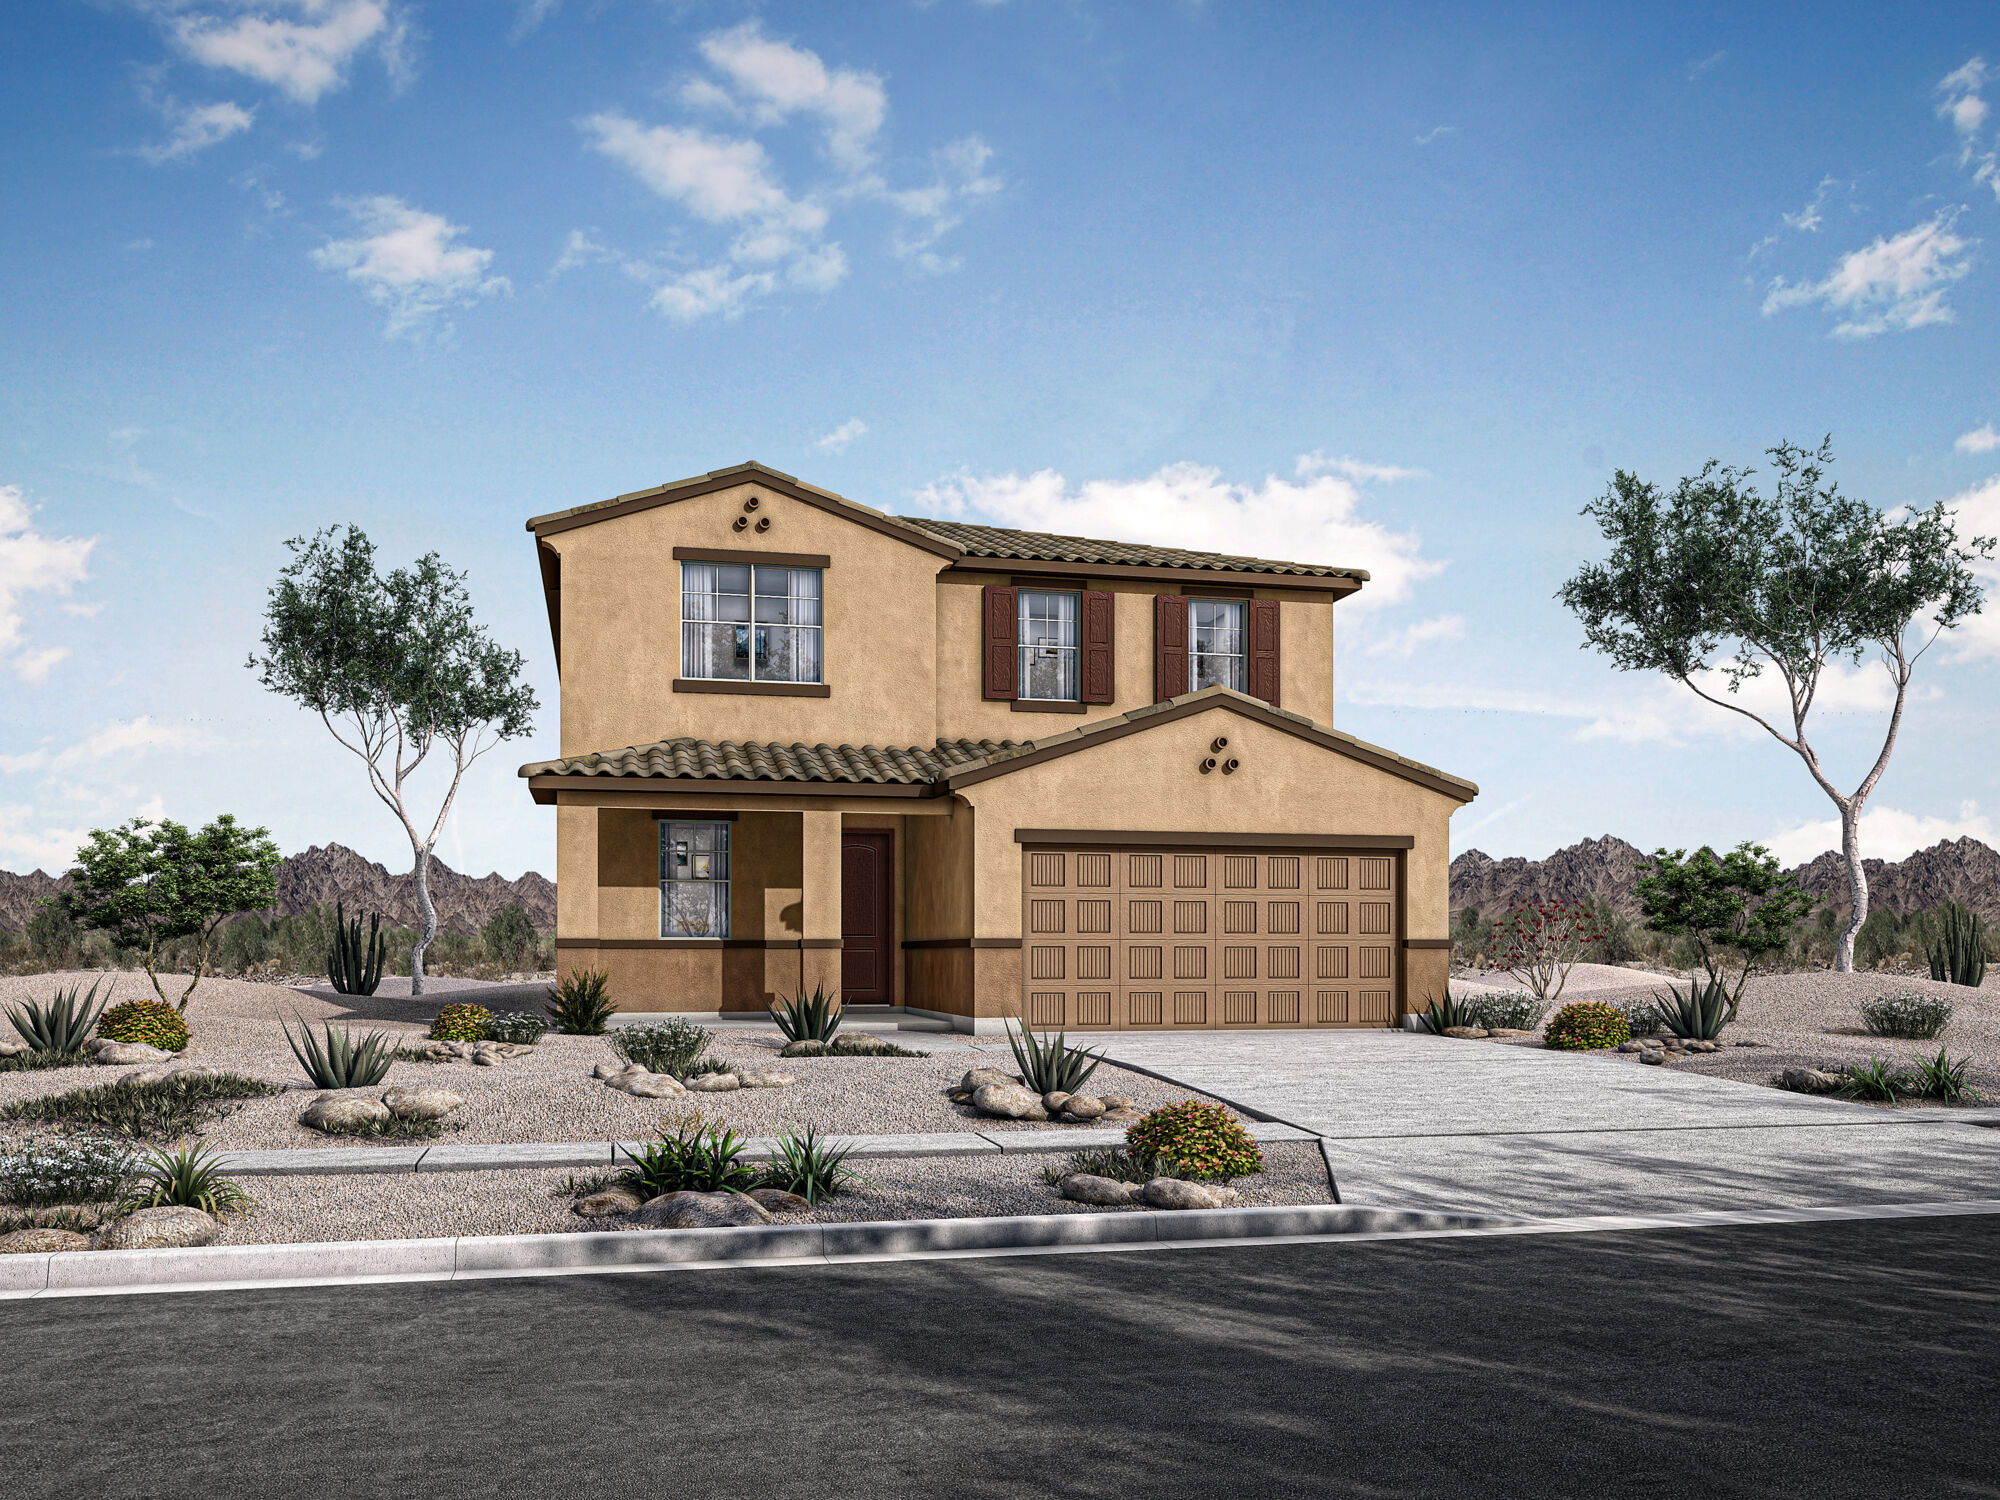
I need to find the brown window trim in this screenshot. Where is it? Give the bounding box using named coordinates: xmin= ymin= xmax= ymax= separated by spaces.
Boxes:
xmin=671 ymin=547 xmax=832 ymax=568
xmin=1402 ymin=938 xmax=1452 ymax=950
xmin=1180 ymin=585 xmax=1248 ymax=599
xmin=1012 ymin=575 xmax=1089 ymax=591
xmin=1012 ymin=830 xmax=1417 ymax=850
xmin=651 ymin=811 xmax=738 ymax=821
xmin=1010 ymin=699 xmax=1088 ymax=714
xmin=672 ymin=679 xmax=831 ymax=698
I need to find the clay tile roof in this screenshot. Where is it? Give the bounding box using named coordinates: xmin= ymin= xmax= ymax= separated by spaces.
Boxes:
xmin=518 ymin=736 xmax=1028 ymax=785
xmin=892 ymin=516 xmax=1369 ymax=581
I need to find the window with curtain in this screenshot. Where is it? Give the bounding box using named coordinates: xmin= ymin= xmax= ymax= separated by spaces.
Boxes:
xmin=680 ymin=563 xmax=822 ymax=683
xmin=1190 ymin=598 xmax=1245 ymax=690
xmin=659 ymin=821 xmax=730 ymax=939
xmin=1017 ymin=589 xmax=1079 ymax=700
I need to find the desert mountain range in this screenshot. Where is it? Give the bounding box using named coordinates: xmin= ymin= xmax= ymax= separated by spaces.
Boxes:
xmin=0 ymin=843 xmax=555 ymax=936
xmin=1449 ymin=836 xmax=2000 ymax=921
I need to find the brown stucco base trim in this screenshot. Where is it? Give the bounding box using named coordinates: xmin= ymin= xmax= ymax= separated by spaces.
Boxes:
xmin=1402 ymin=938 xmax=1452 ymax=950
xmin=1012 ymin=829 xmax=1417 ymax=850
xmin=900 ymin=937 xmax=1022 ymax=950
xmin=555 ymin=937 xmax=841 ymax=950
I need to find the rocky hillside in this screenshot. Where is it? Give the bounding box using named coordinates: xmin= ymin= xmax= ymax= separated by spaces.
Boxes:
xmin=0 ymin=843 xmax=554 ymax=936
xmin=1451 ymin=836 xmax=2000 ymax=921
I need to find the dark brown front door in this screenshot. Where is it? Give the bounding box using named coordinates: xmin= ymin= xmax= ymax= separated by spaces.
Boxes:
xmin=840 ymin=830 xmax=895 ymax=1004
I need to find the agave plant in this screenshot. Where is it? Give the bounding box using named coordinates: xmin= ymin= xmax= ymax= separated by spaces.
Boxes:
xmin=771 ymin=985 xmax=842 ymax=1043
xmin=759 ymin=1124 xmax=858 ymax=1203
xmin=545 ymin=969 xmax=616 ymax=1035
xmin=326 ymin=902 xmax=387 ymax=996
xmin=1654 ymin=974 xmax=1731 ymax=1041
xmin=1416 ymin=989 xmax=1480 ymax=1034
xmin=123 ymin=1141 xmax=252 ymax=1219
xmin=1006 ymin=1021 xmax=1103 ymax=1095
xmin=282 ymin=1016 xmax=395 ymax=1089
xmin=5 ymin=977 xmax=111 ymax=1057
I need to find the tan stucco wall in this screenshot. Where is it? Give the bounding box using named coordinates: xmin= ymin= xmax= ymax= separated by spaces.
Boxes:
xmin=548 ymin=480 xmax=947 ymax=754
xmin=906 ymin=801 xmax=974 ymax=941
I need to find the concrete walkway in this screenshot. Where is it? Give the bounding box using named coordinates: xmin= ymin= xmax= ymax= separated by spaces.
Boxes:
xmin=1095 ymin=1030 xmax=2000 ymax=1216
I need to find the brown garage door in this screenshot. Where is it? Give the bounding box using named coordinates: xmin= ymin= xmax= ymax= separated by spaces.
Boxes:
xmin=1021 ymin=845 xmax=1400 ymax=1029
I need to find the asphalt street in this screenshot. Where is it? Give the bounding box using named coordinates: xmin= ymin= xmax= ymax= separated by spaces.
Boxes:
xmin=4 ymin=1217 xmax=1997 ymax=1500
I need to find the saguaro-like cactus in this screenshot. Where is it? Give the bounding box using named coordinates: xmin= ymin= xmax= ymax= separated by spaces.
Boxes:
xmin=327 ymin=902 xmax=387 ymax=996
xmin=1928 ymin=901 xmax=1989 ymax=988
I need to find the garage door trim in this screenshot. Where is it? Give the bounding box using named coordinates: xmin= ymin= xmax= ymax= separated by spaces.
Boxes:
xmin=1015 ymin=829 xmax=1414 ymax=849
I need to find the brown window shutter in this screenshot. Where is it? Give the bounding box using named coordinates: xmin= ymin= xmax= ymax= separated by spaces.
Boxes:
xmin=1154 ymin=594 xmax=1188 ymax=702
xmin=982 ymin=585 xmax=1018 ymax=700
xmin=1248 ymin=598 xmax=1280 ymax=706
xmin=1081 ymin=590 xmax=1115 ymax=703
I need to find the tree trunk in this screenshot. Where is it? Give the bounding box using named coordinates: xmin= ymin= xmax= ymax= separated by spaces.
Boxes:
xmin=411 ymin=844 xmax=438 ymax=996
xmin=1836 ymin=804 xmax=1867 ymax=974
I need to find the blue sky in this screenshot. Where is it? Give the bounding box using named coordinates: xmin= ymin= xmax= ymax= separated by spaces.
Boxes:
xmin=2 ymin=1 xmax=1997 ymax=881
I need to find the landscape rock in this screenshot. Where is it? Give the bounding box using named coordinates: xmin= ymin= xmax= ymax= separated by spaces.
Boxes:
xmin=1442 ymin=1026 xmax=1489 ymax=1039
xmin=1061 ymin=1094 xmax=1107 ymax=1120
xmin=1485 ymin=1028 xmax=1532 ymax=1038
xmin=300 ymin=1093 xmax=393 ymax=1131
xmin=0 ymin=1037 xmax=28 ymax=1059
xmin=780 ymin=1039 xmax=832 ymax=1058
xmin=471 ymin=1051 xmax=503 ymax=1067
xmin=93 ymin=1206 xmax=218 ymax=1251
xmin=381 ymin=1085 xmax=464 ymax=1121
xmin=593 ymin=1060 xmax=644 ymax=1080
xmin=735 ymin=1070 xmax=795 ymax=1089
xmin=93 ymin=1041 xmax=175 ymax=1066
xmin=606 ymin=1072 xmax=686 ymax=1099
xmin=574 ymin=1188 xmax=644 ymax=1218
xmin=623 ymin=1191 xmax=775 ymax=1230
xmin=831 ymin=1034 xmax=907 ymax=1057
xmin=972 ymin=1082 xmax=1046 ymax=1120
xmin=1099 ymin=1095 xmax=1136 ymax=1111
xmin=0 ymin=1227 xmax=93 ymax=1254
xmin=1617 ymin=1041 xmax=1648 ymax=1053
xmin=118 ymin=1065 xmax=230 ymax=1089
xmin=1638 ymin=1051 xmax=1666 ymax=1065
xmin=1059 ymin=1173 xmax=1135 ymax=1206
xmin=1136 ymin=1178 xmax=1236 ymax=1211
xmin=684 ymin=1072 xmax=742 ymax=1093
xmin=1042 ymin=1091 xmax=1073 ymax=1114
xmin=746 ymin=1188 xmax=813 ymax=1214
xmin=1779 ymin=1067 xmax=1842 ymax=1095
xmin=961 ymin=1067 xmax=1019 ymax=1091
xmin=1686 ymin=1040 xmax=1721 ymax=1053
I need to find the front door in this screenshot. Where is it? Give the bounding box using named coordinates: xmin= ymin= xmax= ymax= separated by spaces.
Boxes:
xmin=840 ymin=830 xmax=895 ymax=1005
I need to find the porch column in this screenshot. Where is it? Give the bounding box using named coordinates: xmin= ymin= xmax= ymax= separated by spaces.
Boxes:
xmin=800 ymin=810 xmax=843 ymax=1000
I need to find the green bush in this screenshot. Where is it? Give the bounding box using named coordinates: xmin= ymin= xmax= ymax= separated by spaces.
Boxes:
xmin=1859 ymin=992 xmax=1953 ymax=1040
xmin=482 ymin=904 xmax=539 ymax=967
xmin=483 ymin=1011 xmax=547 ymax=1045
xmin=613 ymin=1019 xmax=713 ymax=1078
xmin=1906 ymin=1047 xmax=1979 ymax=1104
xmin=98 ymin=997 xmax=191 ymax=1053
xmin=1039 ymin=1147 xmax=1162 ymax=1186
xmin=429 ymin=1003 xmax=492 ymax=1042
xmin=547 ymin=969 xmax=615 ymax=1034
xmin=1620 ymin=998 xmax=1668 ymax=1036
xmin=619 ymin=1120 xmax=757 ymax=1196
xmin=1838 ymin=1056 xmax=1909 ymax=1102
xmin=1124 ymin=1101 xmax=1263 ymax=1182
xmin=1469 ymin=990 xmax=1548 ymax=1031
xmin=1544 ymin=1000 xmax=1631 ymax=1051
xmin=25 ymin=901 xmax=83 ymax=966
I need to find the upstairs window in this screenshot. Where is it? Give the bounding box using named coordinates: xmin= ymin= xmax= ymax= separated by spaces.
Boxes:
xmin=1017 ymin=590 xmax=1079 ymax=700
xmin=681 ymin=563 xmax=822 ymax=684
xmin=1190 ymin=598 xmax=1245 ymax=691
xmin=660 ymin=820 xmax=730 ymax=939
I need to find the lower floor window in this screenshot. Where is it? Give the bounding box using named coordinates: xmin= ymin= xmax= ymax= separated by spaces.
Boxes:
xmin=660 ymin=821 xmax=730 ymax=938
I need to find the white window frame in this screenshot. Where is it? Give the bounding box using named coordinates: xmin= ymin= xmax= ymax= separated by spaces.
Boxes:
xmin=1017 ymin=588 xmax=1081 ymax=702
xmin=680 ymin=563 xmax=823 ymax=685
xmin=659 ymin=821 xmax=731 ymax=940
xmin=1190 ymin=597 xmax=1246 ymax=692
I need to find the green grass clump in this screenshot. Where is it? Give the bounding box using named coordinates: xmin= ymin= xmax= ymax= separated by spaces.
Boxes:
xmin=1038 ymin=1147 xmax=1162 ymax=1186
xmin=757 ymin=1125 xmax=858 ymax=1204
xmin=546 ymin=969 xmax=615 ymax=1034
xmin=483 ymin=1011 xmax=547 ymax=1044
xmin=2 ymin=1073 xmax=279 ymax=1140
xmin=283 ymin=1018 xmax=395 ymax=1089
xmin=122 ymin=1142 xmax=251 ymax=1218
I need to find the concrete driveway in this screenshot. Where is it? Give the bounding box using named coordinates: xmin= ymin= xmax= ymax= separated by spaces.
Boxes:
xmin=1095 ymin=1030 xmax=2000 ymax=1216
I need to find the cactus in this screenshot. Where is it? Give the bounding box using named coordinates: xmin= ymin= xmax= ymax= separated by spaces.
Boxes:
xmin=1927 ymin=901 xmax=1988 ymax=988
xmin=327 ymin=902 xmax=387 ymax=996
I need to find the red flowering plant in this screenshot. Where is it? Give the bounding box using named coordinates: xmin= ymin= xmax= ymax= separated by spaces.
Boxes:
xmin=1492 ymin=899 xmax=1605 ymax=1007
xmin=1124 ymin=1101 xmax=1263 ymax=1183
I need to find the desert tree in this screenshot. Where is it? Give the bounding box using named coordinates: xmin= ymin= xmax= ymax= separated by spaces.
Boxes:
xmin=250 ymin=526 xmax=538 ymax=995
xmin=1560 ymin=440 xmax=1990 ymax=971
xmin=1635 ymin=843 xmax=1815 ymax=1017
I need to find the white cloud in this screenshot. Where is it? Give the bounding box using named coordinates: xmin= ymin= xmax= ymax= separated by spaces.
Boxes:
xmin=1939 ymin=475 xmax=2000 ymax=660
xmin=1763 ymin=800 xmax=1994 ymax=867
xmin=0 ymin=805 xmax=91 ymax=873
xmin=138 ymin=97 xmax=255 ymax=164
xmin=814 ymin=419 xmax=867 ymax=454
xmin=1413 ymin=125 xmax=1456 ymax=147
xmin=510 ymin=0 xmax=561 ymax=43
xmin=696 ymin=21 xmax=886 ymax=172
xmin=54 ymin=717 xmax=212 ymax=769
xmin=1364 ymin=614 xmax=1465 ymax=659
xmin=650 ymin=265 xmax=778 ymax=321
xmin=1780 ymin=175 xmax=1838 ymax=233
xmin=584 ymin=115 xmax=815 ymax=228
xmin=1956 ymin=424 xmax=2000 ymax=454
xmin=310 ymin=195 xmax=510 ymax=337
xmin=913 ymin=457 xmax=1444 ymax=611
xmin=1937 ymin=58 xmax=2000 ymax=204
xmin=0 ymin=486 xmax=94 ymax=685
xmin=882 ymin=135 xmax=1002 ymax=273
xmin=159 ymin=0 xmax=402 ymax=106
xmin=1762 ymin=213 xmax=1973 ymax=338
xmin=1295 ymin=451 xmax=1427 ymax=483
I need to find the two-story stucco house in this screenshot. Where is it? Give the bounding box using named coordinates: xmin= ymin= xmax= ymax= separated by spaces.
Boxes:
xmin=519 ymin=461 xmax=1476 ymax=1032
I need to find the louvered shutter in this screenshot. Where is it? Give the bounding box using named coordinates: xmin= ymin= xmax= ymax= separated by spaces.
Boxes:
xmin=982 ymin=585 xmax=1018 ymax=700
xmin=1082 ymin=590 xmax=1115 ymax=704
xmin=1154 ymin=594 xmax=1189 ymax=702
xmin=1248 ymin=597 xmax=1280 ymax=706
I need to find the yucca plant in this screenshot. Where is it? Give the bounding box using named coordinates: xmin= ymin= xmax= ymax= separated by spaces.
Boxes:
xmin=1416 ymin=989 xmax=1480 ymax=1034
xmin=123 ymin=1141 xmax=252 ymax=1219
xmin=546 ymin=969 xmax=615 ymax=1034
xmin=758 ymin=1124 xmax=858 ymax=1203
xmin=6 ymin=977 xmax=111 ymax=1057
xmin=619 ymin=1120 xmax=757 ymax=1196
xmin=771 ymin=984 xmax=842 ymax=1043
xmin=1905 ymin=1046 xmax=1979 ymax=1105
xmin=1927 ymin=901 xmax=1989 ymax=988
xmin=282 ymin=1016 xmax=395 ymax=1089
xmin=1654 ymin=974 xmax=1731 ymax=1040
xmin=1006 ymin=1021 xmax=1103 ymax=1095
xmin=326 ymin=902 xmax=387 ymax=996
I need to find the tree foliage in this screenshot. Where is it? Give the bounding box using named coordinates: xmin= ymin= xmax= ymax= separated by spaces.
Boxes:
xmin=1635 ymin=843 xmax=1815 ymax=1016
xmin=63 ymin=815 xmax=281 ymax=1009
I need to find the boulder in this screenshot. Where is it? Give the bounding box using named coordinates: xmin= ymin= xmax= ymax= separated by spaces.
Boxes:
xmin=972 ymin=1082 xmax=1046 ymax=1120
xmin=780 ymin=1039 xmax=832 ymax=1058
xmin=684 ymin=1072 xmax=742 ymax=1093
xmin=0 ymin=1227 xmax=93 ymax=1254
xmin=831 ymin=1034 xmax=897 ymax=1056
xmin=300 ymin=1093 xmax=392 ymax=1131
xmin=1486 ymin=1028 xmax=1532 ymax=1038
xmin=747 ymin=1188 xmax=813 ymax=1214
xmin=1059 ymin=1173 xmax=1135 ymax=1206
xmin=1779 ymin=1067 xmax=1841 ymax=1095
xmin=0 ymin=1037 xmax=28 ymax=1059
xmin=93 ymin=1041 xmax=174 ymax=1066
xmin=1441 ymin=1026 xmax=1489 ymax=1039
xmin=606 ymin=1072 xmax=685 ymax=1099
xmin=735 ymin=1070 xmax=795 ymax=1089
xmin=93 ymin=1206 xmax=219 ymax=1251
xmin=1099 ymin=1095 xmax=1137 ymax=1112
xmin=381 ymin=1085 xmax=464 ymax=1121
xmin=1686 ymin=1040 xmax=1721 ymax=1053
xmin=1062 ymin=1094 xmax=1108 ymax=1120
xmin=574 ymin=1187 xmax=644 ymax=1218
xmin=623 ymin=1191 xmax=775 ymax=1230
xmin=1136 ymin=1178 xmax=1233 ymax=1211
xmin=1639 ymin=1051 xmax=1666 ymax=1066
xmin=593 ymin=1060 xmax=644 ymax=1080
xmin=1042 ymin=1091 xmax=1073 ymax=1114
xmin=1617 ymin=1041 xmax=1649 ymax=1053
xmin=961 ymin=1067 xmax=1019 ymax=1091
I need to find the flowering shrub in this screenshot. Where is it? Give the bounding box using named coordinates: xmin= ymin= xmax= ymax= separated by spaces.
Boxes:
xmin=97 ymin=999 xmax=191 ymax=1053
xmin=1468 ymin=990 xmax=1547 ymax=1031
xmin=1544 ymin=1000 xmax=1631 ymax=1051
xmin=1493 ymin=900 xmax=1605 ymax=1004
xmin=1859 ymin=992 xmax=1953 ymax=1040
xmin=0 ymin=1137 xmax=135 ymax=1207
xmin=1124 ymin=1101 xmax=1263 ymax=1182
xmin=429 ymin=1003 xmax=493 ymax=1043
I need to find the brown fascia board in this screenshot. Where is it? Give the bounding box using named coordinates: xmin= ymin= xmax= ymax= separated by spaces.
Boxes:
xmin=948 ymin=556 xmax=1366 ymax=596
xmin=525 ymin=773 xmax=942 ymax=806
xmin=536 ymin=542 xmax=562 ymax=676
xmin=943 ymin=688 xmax=1480 ymax=804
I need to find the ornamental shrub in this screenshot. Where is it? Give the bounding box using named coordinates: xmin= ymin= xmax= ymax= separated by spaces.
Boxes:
xmin=429 ymin=1003 xmax=493 ymax=1043
xmin=1859 ymin=992 xmax=1953 ymax=1040
xmin=97 ymin=998 xmax=191 ymax=1053
xmin=1544 ymin=1000 xmax=1631 ymax=1051
xmin=1124 ymin=1101 xmax=1263 ymax=1182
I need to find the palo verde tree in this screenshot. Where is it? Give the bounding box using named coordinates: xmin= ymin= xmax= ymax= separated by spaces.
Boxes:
xmin=1560 ymin=440 xmax=1990 ymax=971
xmin=64 ymin=814 xmax=281 ymax=1010
xmin=250 ymin=526 xmax=539 ymax=995
xmin=1635 ymin=843 xmax=1815 ymax=1019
